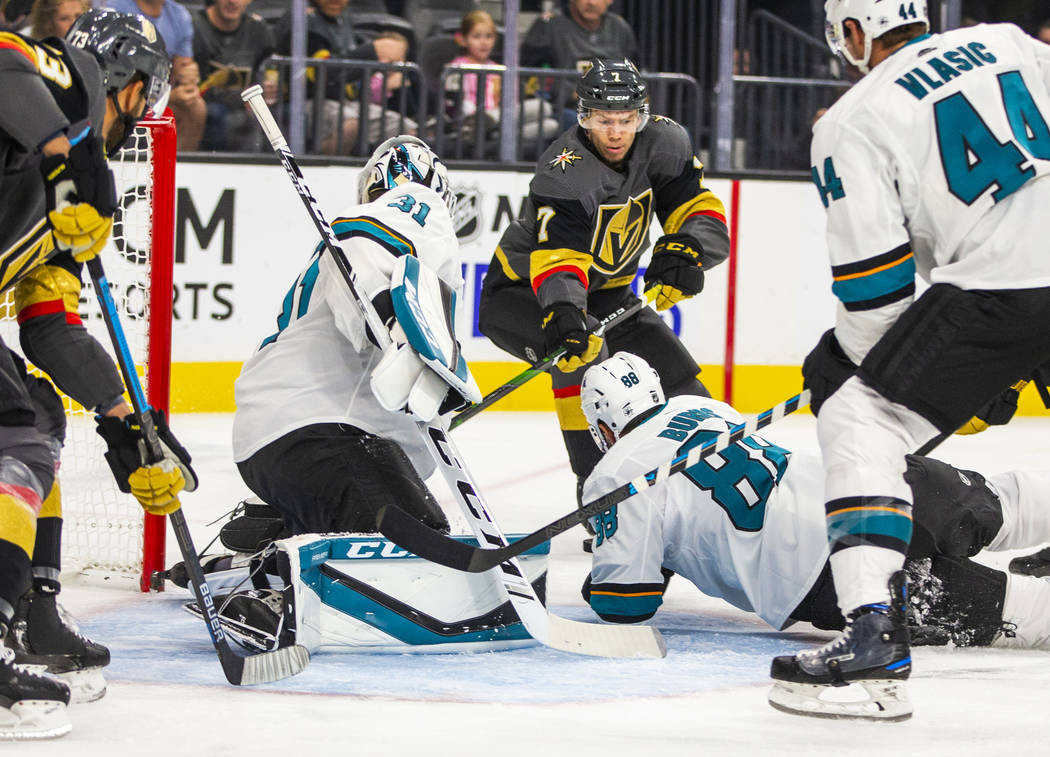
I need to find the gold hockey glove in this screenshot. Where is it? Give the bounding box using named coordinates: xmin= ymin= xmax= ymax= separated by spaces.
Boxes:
xmin=128 ymin=461 xmax=185 ymax=515
xmin=39 ymin=134 xmax=117 ymax=262
xmin=643 ymin=234 xmax=705 ymax=311
xmin=541 ymin=303 xmax=603 ymax=372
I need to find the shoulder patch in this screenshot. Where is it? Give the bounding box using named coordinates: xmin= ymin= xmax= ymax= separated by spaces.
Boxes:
xmin=650 ymin=114 xmax=680 ymax=128
xmin=548 ymin=148 xmax=583 ymax=172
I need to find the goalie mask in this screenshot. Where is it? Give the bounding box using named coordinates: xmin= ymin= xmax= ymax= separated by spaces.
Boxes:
xmin=824 ymin=0 xmax=929 ymax=74
xmin=576 ymin=57 xmax=650 ymax=133
xmin=358 ymin=135 xmax=456 ymax=215
xmin=581 ymin=352 xmax=665 ymax=452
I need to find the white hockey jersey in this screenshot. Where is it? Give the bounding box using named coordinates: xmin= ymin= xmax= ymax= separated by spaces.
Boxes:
xmin=232 ymin=183 xmax=462 ymax=475
xmin=583 ymin=395 xmax=829 ymax=630
xmin=811 ymin=24 xmax=1050 ymax=363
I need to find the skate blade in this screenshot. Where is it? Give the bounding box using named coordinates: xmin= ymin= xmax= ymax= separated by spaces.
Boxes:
xmin=58 ymin=668 xmax=107 ymax=704
xmin=0 ymin=699 xmax=72 ymax=740
xmin=768 ymin=679 xmax=912 ymax=722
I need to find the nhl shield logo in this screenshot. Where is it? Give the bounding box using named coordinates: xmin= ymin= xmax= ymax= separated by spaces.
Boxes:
xmin=453 ymin=187 xmax=482 ymax=244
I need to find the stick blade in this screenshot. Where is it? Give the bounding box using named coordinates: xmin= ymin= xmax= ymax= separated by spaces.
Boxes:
xmin=545 ymin=614 xmax=667 ymax=659
xmin=235 ymin=645 xmax=310 ymax=685
xmin=376 ymin=504 xmax=478 ymax=570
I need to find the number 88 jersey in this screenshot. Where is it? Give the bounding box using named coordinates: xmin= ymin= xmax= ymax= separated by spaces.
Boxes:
xmin=810 ymin=23 xmax=1050 ymax=363
xmin=582 ymin=395 xmax=829 ymax=631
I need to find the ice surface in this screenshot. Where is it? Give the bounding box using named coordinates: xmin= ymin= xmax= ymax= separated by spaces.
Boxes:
xmin=51 ymin=413 xmax=1050 ymax=755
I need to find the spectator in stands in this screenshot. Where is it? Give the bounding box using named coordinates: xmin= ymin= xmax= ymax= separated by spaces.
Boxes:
xmin=27 ymin=0 xmax=87 ymax=39
xmin=445 ymin=9 xmax=559 ymax=144
xmin=275 ymin=0 xmax=416 ymax=155
xmin=104 ymin=0 xmax=206 ymax=151
xmin=367 ymin=30 xmax=410 ymax=109
xmin=1037 ymin=19 xmax=1050 ymax=44
xmin=521 ymin=0 xmax=637 ymax=129
xmin=192 ymin=0 xmax=275 ymax=152
xmin=0 ymin=0 xmax=32 ymax=30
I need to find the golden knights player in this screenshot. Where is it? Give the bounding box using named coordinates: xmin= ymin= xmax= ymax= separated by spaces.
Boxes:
xmin=479 ymin=57 xmax=729 ymax=491
xmin=0 ymin=9 xmax=194 ymax=739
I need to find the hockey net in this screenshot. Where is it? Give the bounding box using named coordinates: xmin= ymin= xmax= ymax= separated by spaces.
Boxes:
xmin=0 ymin=115 xmax=176 ymax=592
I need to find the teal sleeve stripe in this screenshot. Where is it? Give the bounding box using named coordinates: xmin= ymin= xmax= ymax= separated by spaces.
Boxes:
xmin=589 ymin=592 xmax=664 ymax=619
xmin=831 ymin=255 xmax=916 ymax=304
xmin=827 ymin=510 xmax=913 ymax=544
xmin=331 ymin=217 xmax=416 ymax=258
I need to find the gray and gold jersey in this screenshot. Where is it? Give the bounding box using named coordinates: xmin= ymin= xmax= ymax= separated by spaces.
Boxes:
xmin=0 ymin=33 xmax=104 ymax=292
xmin=489 ymin=118 xmax=728 ymax=308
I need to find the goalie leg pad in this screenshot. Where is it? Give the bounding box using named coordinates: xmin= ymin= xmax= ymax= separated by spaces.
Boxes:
xmin=275 ymin=533 xmax=549 ymax=654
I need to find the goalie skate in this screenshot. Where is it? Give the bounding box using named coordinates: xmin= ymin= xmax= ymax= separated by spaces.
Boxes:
xmin=184 ymin=588 xmax=289 ymax=653
xmin=768 ymin=571 xmax=912 ymax=722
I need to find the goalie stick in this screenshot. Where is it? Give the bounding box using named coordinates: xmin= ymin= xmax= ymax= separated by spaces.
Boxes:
xmin=449 ymin=289 xmax=657 ymax=429
xmin=242 ymin=85 xmax=665 ymax=660
xmin=86 ymin=257 xmax=309 ymax=685
xmin=376 ymin=390 xmax=812 ymax=573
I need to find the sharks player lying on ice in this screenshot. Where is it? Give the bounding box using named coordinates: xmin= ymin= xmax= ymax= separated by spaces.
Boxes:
xmin=578 ymin=354 xmax=1050 ymax=700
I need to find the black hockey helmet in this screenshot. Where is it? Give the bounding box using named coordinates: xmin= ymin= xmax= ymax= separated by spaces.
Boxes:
xmin=575 ymin=57 xmax=649 ymax=132
xmin=66 ymin=9 xmax=172 ymax=133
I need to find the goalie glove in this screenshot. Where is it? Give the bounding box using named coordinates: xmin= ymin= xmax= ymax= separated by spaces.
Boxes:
xmin=96 ymin=409 xmax=199 ymax=514
xmin=371 ymin=322 xmax=475 ymax=421
xmin=39 ymin=134 xmax=117 ymax=263
xmin=643 ymin=234 xmax=705 ymax=312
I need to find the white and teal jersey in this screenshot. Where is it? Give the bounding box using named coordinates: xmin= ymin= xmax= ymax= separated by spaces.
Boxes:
xmin=810 ymin=23 xmax=1050 ymax=363
xmin=232 ymin=183 xmax=460 ymax=471
xmin=583 ymin=395 xmax=828 ymax=630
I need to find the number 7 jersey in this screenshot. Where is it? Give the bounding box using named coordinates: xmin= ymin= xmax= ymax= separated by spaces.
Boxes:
xmin=810 ymin=24 xmax=1050 ymax=362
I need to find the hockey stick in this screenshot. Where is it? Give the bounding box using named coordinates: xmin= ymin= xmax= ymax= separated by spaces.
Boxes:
xmin=448 ymin=289 xmax=657 ymax=429
xmin=243 ymin=85 xmax=665 ymax=659
xmin=377 ymin=390 xmax=812 ymax=573
xmin=85 ymin=257 xmax=309 ymax=685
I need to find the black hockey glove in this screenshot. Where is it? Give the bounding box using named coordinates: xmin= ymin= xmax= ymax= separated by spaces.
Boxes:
xmin=96 ymin=409 xmax=199 ymax=511
xmin=956 ymin=379 xmax=1028 ymax=435
xmin=643 ymin=234 xmax=705 ymax=311
xmin=541 ymin=302 xmax=603 ymax=373
xmin=802 ymin=329 xmax=857 ymax=417
xmin=39 ymin=134 xmax=117 ymax=263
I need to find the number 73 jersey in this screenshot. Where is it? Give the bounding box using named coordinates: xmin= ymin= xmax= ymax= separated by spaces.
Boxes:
xmin=810 ymin=24 xmax=1050 ymax=360
xmin=582 ymin=395 xmax=829 ymax=630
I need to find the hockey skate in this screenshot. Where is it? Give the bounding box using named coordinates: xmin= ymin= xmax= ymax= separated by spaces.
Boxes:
xmin=5 ymin=590 xmax=110 ymax=703
xmin=768 ymin=571 xmax=912 ymax=721
xmin=0 ymin=635 xmax=71 ymax=740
